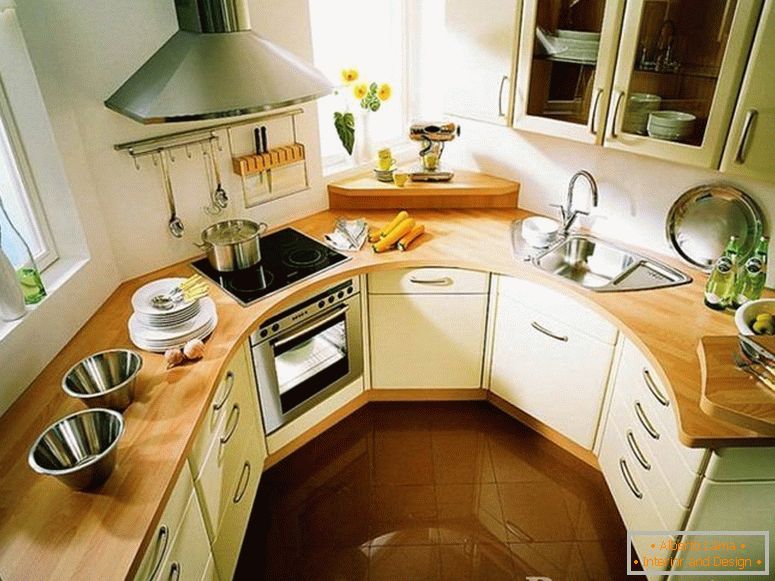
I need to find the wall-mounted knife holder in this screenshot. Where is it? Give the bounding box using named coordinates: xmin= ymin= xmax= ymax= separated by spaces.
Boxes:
xmin=231 ymin=143 xmax=306 ymax=176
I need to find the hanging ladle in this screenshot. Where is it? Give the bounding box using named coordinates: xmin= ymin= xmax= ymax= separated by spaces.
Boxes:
xmin=158 ymin=150 xmax=184 ymax=238
xmin=201 ymin=144 xmax=223 ymax=216
xmin=209 ymin=138 xmax=229 ymax=209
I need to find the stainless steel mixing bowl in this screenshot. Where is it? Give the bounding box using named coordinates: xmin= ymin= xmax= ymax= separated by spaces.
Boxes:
xmin=27 ymin=408 xmax=125 ymax=490
xmin=62 ymin=349 xmax=143 ymax=411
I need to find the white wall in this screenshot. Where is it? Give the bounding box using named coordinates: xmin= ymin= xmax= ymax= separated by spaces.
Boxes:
xmin=443 ymin=118 xmax=775 ymax=284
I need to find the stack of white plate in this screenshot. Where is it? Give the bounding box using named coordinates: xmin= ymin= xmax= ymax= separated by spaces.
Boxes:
xmin=128 ymin=278 xmax=218 ymax=352
xmin=521 ymin=216 xmax=560 ymax=248
xmin=551 ymin=30 xmax=601 ymax=65
xmin=622 ymin=93 xmax=662 ymax=135
xmin=647 ymin=111 xmax=696 ymax=142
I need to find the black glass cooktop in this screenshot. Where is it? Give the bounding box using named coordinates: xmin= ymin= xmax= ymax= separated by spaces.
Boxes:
xmin=192 ymin=227 xmax=350 ymax=306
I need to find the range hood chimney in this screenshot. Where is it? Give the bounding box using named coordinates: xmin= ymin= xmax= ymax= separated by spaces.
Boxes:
xmin=104 ymin=0 xmax=333 ymax=124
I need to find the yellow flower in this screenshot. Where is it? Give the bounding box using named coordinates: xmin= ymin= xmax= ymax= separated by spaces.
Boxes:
xmin=353 ymin=83 xmax=368 ymax=100
xmin=377 ymin=83 xmax=392 ymax=101
xmin=341 ymin=68 xmax=359 ymax=84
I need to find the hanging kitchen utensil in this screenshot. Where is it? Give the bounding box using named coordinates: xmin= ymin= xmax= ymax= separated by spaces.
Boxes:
xmin=201 ymin=143 xmax=223 ymax=216
xmin=158 ymin=151 xmax=185 ymax=237
xmin=209 ymin=138 xmax=229 ymax=209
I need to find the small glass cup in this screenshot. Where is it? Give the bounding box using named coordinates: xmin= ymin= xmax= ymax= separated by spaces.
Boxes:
xmin=17 ymin=266 xmax=46 ymax=304
xmin=393 ymin=172 xmax=409 ymax=187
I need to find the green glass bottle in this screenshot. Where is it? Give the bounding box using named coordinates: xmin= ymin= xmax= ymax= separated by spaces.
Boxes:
xmin=734 ymin=236 xmax=769 ymax=308
xmin=704 ymin=236 xmax=740 ymax=310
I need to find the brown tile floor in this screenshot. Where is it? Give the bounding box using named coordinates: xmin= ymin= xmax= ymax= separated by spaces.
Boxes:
xmin=235 ymin=402 xmax=630 ymax=580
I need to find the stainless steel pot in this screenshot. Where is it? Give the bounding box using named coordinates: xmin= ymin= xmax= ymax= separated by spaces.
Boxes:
xmin=199 ymin=219 xmax=268 ymax=272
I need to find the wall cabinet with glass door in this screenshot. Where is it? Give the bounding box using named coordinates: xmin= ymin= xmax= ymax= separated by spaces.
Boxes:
xmin=513 ymin=0 xmax=764 ymax=170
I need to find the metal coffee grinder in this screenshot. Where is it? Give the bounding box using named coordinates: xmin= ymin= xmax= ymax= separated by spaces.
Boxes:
xmin=409 ymin=121 xmax=460 ymax=182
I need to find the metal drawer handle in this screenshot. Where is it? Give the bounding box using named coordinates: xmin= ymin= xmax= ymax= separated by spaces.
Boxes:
xmin=233 ymin=461 xmax=252 ymax=504
xmin=735 ymin=109 xmax=758 ymax=164
xmin=626 ymin=429 xmax=651 ymax=471
xmin=609 ymin=91 xmax=624 ymax=139
xmin=642 ymin=368 xmax=669 ymax=406
xmin=498 ymin=75 xmax=509 ymax=117
xmin=220 ymin=404 xmax=241 ymax=445
xmin=409 ymin=276 xmax=452 ymax=286
xmin=619 ymin=458 xmax=643 ymax=499
xmin=634 ymin=401 xmax=660 ymax=440
xmin=169 ymin=562 xmax=181 ymax=581
xmin=145 ymin=525 xmax=169 ymax=581
xmin=530 ymin=321 xmax=568 ymax=342
xmin=589 ymin=88 xmax=603 ymax=135
xmin=213 ymin=371 xmax=235 ymax=411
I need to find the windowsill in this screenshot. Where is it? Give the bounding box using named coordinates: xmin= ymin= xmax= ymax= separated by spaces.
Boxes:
xmin=0 ymin=255 xmax=89 ymax=342
xmin=323 ymin=140 xmax=417 ymax=184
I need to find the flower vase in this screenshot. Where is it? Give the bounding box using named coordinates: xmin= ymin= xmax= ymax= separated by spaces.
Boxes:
xmin=354 ymin=111 xmax=374 ymax=166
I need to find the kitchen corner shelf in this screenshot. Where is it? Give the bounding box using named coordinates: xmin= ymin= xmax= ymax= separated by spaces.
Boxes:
xmin=327 ymin=169 xmax=520 ymax=210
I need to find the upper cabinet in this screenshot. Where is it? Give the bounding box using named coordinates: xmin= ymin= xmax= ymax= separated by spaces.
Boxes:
xmin=444 ymin=0 xmax=521 ymax=124
xmin=720 ymin=0 xmax=775 ymax=182
xmin=512 ymin=0 xmax=767 ymax=172
xmin=513 ymin=0 xmax=625 ymax=144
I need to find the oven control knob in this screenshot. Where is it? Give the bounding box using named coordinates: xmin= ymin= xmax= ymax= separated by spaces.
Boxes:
xmin=271 ymin=323 xmax=280 ymax=332
xmin=259 ymin=329 xmax=268 ymax=338
xmin=346 ymin=287 xmax=353 ymax=294
xmin=318 ymin=300 xmax=325 ymax=308
xmin=337 ymin=291 xmax=344 ymax=299
xmin=328 ymin=296 xmax=335 ymax=303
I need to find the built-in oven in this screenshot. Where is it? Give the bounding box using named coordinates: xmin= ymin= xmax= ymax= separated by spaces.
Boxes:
xmin=250 ymin=278 xmax=362 ymax=434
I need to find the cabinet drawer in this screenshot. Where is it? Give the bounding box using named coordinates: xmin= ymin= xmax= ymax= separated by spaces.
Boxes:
xmin=496 ymin=276 xmax=617 ymax=345
xmin=157 ymin=491 xmax=211 ymax=581
xmin=598 ymin=417 xmax=676 ymax=575
xmin=610 ymin=388 xmax=702 ymax=508
xmin=134 ymin=464 xmax=194 ymax=581
xmin=368 ymin=268 xmax=489 ymax=294
xmin=616 ymin=341 xmax=707 ymax=474
xmin=212 ymin=435 xmax=263 ymax=581
xmin=190 ymin=347 xmax=252 ymax=478
xmin=195 ymin=391 xmax=253 ymax=538
xmin=705 ymin=447 xmax=775 ymax=481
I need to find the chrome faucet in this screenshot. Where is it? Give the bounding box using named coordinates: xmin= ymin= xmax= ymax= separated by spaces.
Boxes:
xmin=551 ymin=170 xmax=599 ymax=235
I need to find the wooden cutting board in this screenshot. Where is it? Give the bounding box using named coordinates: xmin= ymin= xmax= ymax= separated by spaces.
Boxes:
xmin=698 ymin=336 xmax=775 ymax=435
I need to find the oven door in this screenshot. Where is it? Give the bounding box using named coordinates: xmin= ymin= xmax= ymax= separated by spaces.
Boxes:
xmin=253 ymin=295 xmax=362 ymax=434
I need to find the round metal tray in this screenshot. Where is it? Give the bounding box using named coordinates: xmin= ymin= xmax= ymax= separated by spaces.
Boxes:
xmin=666 ymin=184 xmax=765 ymax=272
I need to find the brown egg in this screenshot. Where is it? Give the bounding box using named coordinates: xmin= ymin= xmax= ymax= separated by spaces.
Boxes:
xmin=183 ymin=339 xmax=205 ymax=360
xmin=164 ymin=348 xmax=185 ymax=368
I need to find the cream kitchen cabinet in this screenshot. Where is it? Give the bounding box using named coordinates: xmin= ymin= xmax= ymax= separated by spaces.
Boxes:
xmin=489 ymin=277 xmax=617 ymax=449
xmin=720 ymin=0 xmax=775 ymax=182
xmin=514 ymin=0 xmax=765 ymax=170
xmin=134 ymin=463 xmax=214 ymax=581
xmin=368 ymin=268 xmax=489 ymax=389
xmin=444 ymin=0 xmax=521 ymax=124
xmin=189 ymin=342 xmax=267 ymax=580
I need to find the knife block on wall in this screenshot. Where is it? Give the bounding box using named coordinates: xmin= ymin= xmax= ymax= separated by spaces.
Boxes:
xmin=231 ymin=143 xmax=306 ymax=176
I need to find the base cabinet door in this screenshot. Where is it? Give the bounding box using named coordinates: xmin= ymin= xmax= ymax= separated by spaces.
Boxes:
xmin=158 ymin=490 xmax=212 ymax=581
xmin=490 ymin=294 xmax=615 ymax=449
xmin=369 ymin=293 xmax=488 ymax=388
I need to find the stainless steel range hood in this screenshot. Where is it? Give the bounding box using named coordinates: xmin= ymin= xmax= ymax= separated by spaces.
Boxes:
xmin=104 ymin=0 xmax=333 ymax=124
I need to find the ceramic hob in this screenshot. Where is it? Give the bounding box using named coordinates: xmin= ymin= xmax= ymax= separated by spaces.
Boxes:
xmin=192 ymin=227 xmax=350 ymax=306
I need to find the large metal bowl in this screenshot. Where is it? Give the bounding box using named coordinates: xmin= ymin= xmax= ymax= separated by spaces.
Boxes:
xmin=28 ymin=408 xmax=125 ymax=490
xmin=62 ymin=349 xmax=143 ymax=411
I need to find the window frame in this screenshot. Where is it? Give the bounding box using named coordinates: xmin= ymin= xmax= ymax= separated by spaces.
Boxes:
xmin=0 ymin=75 xmax=57 ymax=271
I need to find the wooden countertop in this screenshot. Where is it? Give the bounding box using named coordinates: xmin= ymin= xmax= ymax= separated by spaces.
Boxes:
xmin=0 ymin=207 xmax=769 ymax=580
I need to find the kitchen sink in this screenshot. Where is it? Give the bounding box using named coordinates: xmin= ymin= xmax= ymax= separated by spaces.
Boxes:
xmin=531 ymin=234 xmax=692 ymax=292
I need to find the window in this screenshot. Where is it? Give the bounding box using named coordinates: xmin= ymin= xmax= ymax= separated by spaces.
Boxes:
xmin=0 ymin=78 xmax=55 ymax=271
xmin=308 ymin=0 xmax=408 ymax=167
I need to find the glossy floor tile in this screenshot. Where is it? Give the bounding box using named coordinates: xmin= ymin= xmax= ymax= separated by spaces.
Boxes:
xmin=235 ymin=402 xmax=629 ymax=580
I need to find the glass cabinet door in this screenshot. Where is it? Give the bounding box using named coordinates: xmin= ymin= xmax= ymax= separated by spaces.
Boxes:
xmin=604 ymin=0 xmax=763 ymax=167
xmin=513 ymin=0 xmax=625 ymax=144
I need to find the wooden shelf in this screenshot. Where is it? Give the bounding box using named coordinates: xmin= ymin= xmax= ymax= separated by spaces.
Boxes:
xmin=328 ymin=169 xmax=520 ymax=210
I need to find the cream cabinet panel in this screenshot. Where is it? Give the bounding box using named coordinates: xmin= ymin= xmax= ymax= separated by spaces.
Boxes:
xmin=212 ymin=432 xmax=264 ymax=581
xmin=444 ymin=0 xmax=519 ymax=124
xmin=603 ymin=0 xmax=763 ymax=167
xmin=369 ymin=294 xmax=488 ymax=388
xmin=720 ymin=0 xmax=775 ymax=182
xmin=368 ymin=268 xmax=489 ymax=295
xmin=200 ymin=555 xmax=218 ymax=581
xmin=158 ymin=491 xmax=212 ymax=581
xmin=490 ymin=294 xmax=615 ymax=449
xmin=513 ymin=0 xmax=625 ymax=144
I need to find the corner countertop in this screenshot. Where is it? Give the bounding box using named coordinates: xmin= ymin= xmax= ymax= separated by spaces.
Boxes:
xmin=0 ymin=207 xmax=767 ymax=580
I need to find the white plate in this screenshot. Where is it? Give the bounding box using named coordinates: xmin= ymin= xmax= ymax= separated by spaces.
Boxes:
xmin=134 ymin=304 xmax=201 ymax=328
xmin=128 ymin=298 xmax=217 ymax=351
xmin=131 ymin=278 xmax=198 ymax=316
xmin=130 ymin=318 xmax=217 ymax=353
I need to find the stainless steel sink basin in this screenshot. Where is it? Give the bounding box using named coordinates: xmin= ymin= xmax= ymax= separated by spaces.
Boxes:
xmin=532 ymin=234 xmax=692 ymax=292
